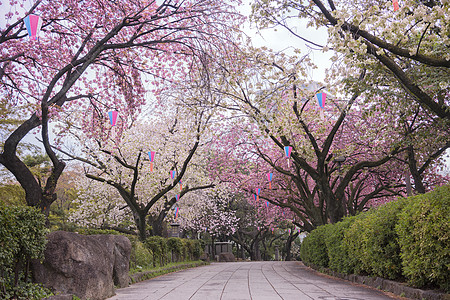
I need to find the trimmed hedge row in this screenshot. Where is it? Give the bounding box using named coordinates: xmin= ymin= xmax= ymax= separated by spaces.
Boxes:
xmin=130 ymin=236 xmax=203 ymax=269
xmin=300 ymin=185 xmax=449 ymax=292
xmin=77 ymin=230 xmax=204 ymax=271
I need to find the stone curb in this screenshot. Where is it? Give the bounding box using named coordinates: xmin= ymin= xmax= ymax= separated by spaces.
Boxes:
xmin=130 ymin=261 xmax=209 ymax=284
xmin=302 ymin=262 xmax=450 ymax=300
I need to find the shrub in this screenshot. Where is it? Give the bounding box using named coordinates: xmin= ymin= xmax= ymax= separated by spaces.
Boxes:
xmin=191 ymin=239 xmax=203 ymax=260
xmin=129 ymin=238 xmax=153 ymax=271
xmin=344 ymin=199 xmax=406 ymax=279
xmin=144 ymin=236 xmax=169 ymax=267
xmin=76 ymin=228 xmax=120 ymax=235
xmin=181 ymin=239 xmax=190 ymax=261
xmin=324 ymin=215 xmax=357 ymax=274
xmin=167 ymin=238 xmax=184 ymax=262
xmin=144 ymin=237 xmax=203 ymax=267
xmin=0 ymin=205 xmax=49 ymax=299
xmin=300 ymin=224 xmax=331 ymax=268
xmin=184 ymin=239 xmax=203 ymax=261
xmin=343 ymin=210 xmax=374 ymax=275
xmin=396 ymin=185 xmax=450 ymax=291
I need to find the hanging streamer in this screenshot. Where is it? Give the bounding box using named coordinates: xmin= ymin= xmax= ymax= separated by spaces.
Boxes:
xmin=148 ymin=151 xmax=155 ymax=171
xmin=316 ymin=92 xmax=326 ymax=120
xmin=316 ymin=92 xmax=326 ymax=108
xmin=256 ymin=188 xmax=261 ymax=201
xmin=284 ymin=146 xmax=292 ymax=168
xmin=23 ymin=14 xmax=43 ymax=40
xmin=393 ymin=0 xmax=399 ymax=11
xmin=108 ymin=111 xmax=118 ymax=126
xmin=267 ymin=173 xmax=273 ymax=189
xmin=174 ymin=207 xmax=178 ymax=219
xmin=170 ymin=170 xmax=176 ymax=180
xmin=176 ymin=194 xmax=180 ymax=202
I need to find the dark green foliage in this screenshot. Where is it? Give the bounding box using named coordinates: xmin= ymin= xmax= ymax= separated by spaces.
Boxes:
xmin=0 ymin=205 xmax=50 ymax=299
xmin=1 ymin=282 xmax=53 ymax=300
xmin=167 ymin=237 xmax=184 ymax=261
xmin=129 ymin=237 xmax=153 ymax=271
xmin=0 ymin=184 xmax=26 ymax=206
xmin=344 ymin=198 xmax=407 ymax=279
xmin=324 ymin=215 xmax=357 ymax=274
xmin=144 ymin=236 xmax=169 ymax=267
xmin=179 ymin=239 xmax=202 ymax=261
xmin=396 ymin=185 xmax=450 ymax=291
xmin=187 ymin=239 xmax=203 ymax=260
xmin=299 ymin=224 xmax=331 ymax=268
xmin=300 ymin=185 xmax=449 ymax=292
xmin=143 ymin=237 xmax=203 ymax=268
xmin=76 ymin=228 xmax=120 ymax=235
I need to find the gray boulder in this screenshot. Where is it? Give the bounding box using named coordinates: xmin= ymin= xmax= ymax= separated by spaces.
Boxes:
xmin=32 ymin=231 xmax=131 ymax=300
xmin=218 ymin=252 xmax=235 ymax=262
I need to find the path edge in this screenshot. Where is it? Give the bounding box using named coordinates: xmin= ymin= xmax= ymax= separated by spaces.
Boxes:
xmin=300 ymin=261 xmax=450 ymax=300
xmin=129 ymin=261 xmax=210 ymax=284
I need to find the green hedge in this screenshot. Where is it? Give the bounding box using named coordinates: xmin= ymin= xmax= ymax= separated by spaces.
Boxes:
xmin=344 ymin=198 xmax=407 ymax=279
xmin=144 ymin=236 xmax=169 ymax=267
xmin=129 ymin=237 xmax=153 ymax=271
xmin=324 ymin=215 xmax=357 ymax=274
xmin=145 ymin=237 xmax=203 ymax=267
xmin=299 ymin=224 xmax=330 ymax=268
xmin=0 ymin=205 xmax=52 ymax=299
xmin=76 ymin=229 xmax=204 ymax=271
xmin=300 ymin=185 xmax=450 ymax=292
xmin=396 ymin=185 xmax=449 ymax=291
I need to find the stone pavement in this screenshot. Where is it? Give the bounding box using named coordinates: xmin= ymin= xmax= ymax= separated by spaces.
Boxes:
xmin=108 ymin=261 xmax=398 ymax=300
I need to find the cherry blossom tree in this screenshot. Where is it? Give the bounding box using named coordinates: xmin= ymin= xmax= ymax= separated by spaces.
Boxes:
xmin=179 ymin=187 xmax=240 ymax=252
xmin=0 ymin=0 xmax=243 ymax=217
xmin=61 ymin=103 xmax=216 ymax=240
xmin=251 ymin=0 xmax=450 ymax=121
xmin=203 ymin=37 xmax=448 ymax=231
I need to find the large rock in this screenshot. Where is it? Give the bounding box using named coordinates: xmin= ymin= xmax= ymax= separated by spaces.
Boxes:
xmin=218 ymin=252 xmax=235 ymax=262
xmin=32 ymin=231 xmax=131 ymax=300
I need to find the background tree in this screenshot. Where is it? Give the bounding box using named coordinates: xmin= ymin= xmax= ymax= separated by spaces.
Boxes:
xmin=205 ymin=46 xmax=447 ymax=231
xmin=180 ymin=188 xmax=240 ymax=257
xmin=251 ymin=0 xmax=450 ymax=120
xmin=0 ymin=0 xmax=243 ymax=218
xmin=63 ymin=105 xmax=216 ymax=240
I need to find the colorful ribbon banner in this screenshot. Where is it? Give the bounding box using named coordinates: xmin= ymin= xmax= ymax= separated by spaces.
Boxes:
xmin=108 ymin=111 xmax=118 ymax=126
xmin=148 ymin=151 xmax=155 ymax=171
xmin=23 ymin=14 xmax=42 ymax=40
xmin=284 ymin=146 xmax=292 ymax=167
xmin=267 ymin=173 xmax=273 ymax=189
xmin=316 ymin=92 xmax=326 ymax=108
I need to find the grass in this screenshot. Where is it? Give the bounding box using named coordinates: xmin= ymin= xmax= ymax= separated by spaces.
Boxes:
xmin=129 ymin=260 xmax=208 ymax=284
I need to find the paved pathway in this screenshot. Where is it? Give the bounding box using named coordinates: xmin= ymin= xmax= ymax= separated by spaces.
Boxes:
xmin=108 ymin=261 xmax=398 ymax=300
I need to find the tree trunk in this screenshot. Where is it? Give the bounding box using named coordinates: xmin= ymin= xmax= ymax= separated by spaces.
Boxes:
xmin=407 ymin=145 xmax=426 ymax=194
xmin=135 ymin=210 xmax=147 ymax=241
xmin=254 ymin=239 xmax=261 ymax=261
xmin=284 ymin=233 xmax=299 ymax=261
xmin=0 ymin=114 xmax=65 ymax=219
xmin=211 ymin=237 xmax=216 ymax=259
